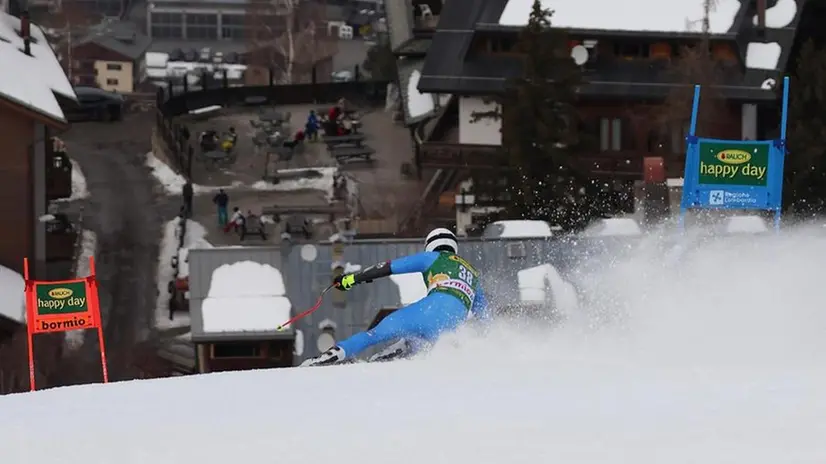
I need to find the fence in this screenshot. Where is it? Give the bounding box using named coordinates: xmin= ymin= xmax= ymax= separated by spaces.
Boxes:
xmin=154 ymin=68 xmax=390 ymax=180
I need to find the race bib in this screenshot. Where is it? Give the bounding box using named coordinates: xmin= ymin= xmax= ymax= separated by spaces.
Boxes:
xmin=428 ymin=278 xmax=475 ymax=302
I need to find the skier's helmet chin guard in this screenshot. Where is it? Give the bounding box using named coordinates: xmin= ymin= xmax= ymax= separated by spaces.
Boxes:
xmin=425 ymin=228 xmax=458 ymax=254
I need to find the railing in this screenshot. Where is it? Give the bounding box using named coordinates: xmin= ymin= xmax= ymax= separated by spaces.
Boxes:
xmin=155 ymin=74 xmax=390 ymax=180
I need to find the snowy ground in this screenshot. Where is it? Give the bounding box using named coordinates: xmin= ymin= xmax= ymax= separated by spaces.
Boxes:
xmin=155 ymin=218 xmax=211 ymax=331
xmin=64 ymin=229 xmax=97 ymax=349
xmin=146 ymin=152 xmax=336 ymax=198
xmin=5 ymin=227 xmax=826 ymax=462
xmin=54 ymin=159 xmax=89 ymax=202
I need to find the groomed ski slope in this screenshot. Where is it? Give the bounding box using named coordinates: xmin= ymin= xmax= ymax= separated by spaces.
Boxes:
xmin=4 ymin=226 xmax=826 ymax=463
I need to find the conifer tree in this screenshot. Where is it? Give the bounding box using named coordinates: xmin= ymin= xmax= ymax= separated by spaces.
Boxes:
xmin=476 ymin=0 xmax=596 ymax=230
xmin=784 ymin=40 xmax=826 ymax=216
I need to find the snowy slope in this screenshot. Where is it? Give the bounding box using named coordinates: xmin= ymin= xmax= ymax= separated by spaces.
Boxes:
xmin=5 ymin=227 xmax=826 ymax=462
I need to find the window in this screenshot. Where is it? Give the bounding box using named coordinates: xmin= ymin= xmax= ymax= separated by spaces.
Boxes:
xmin=615 ymin=41 xmax=649 ymax=59
xmin=151 ymin=25 xmax=183 ymax=39
xmin=670 ymin=124 xmax=690 ymax=154
xmin=211 ymin=342 xmax=262 ymax=358
xmin=599 ymin=117 xmax=625 ymax=151
xmin=106 ymin=78 xmax=119 ymax=85
xmin=106 ymin=63 xmax=122 ymax=71
xmin=221 ymin=14 xmax=247 ymax=40
xmin=186 ymin=14 xmax=218 ymax=40
xmin=150 ymin=12 xmax=183 ymax=39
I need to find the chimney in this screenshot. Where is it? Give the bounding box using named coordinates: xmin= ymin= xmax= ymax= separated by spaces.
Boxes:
xmin=21 ymin=10 xmax=30 ymax=55
xmin=20 ymin=10 xmax=29 ymax=39
xmin=757 ymin=0 xmax=766 ymax=30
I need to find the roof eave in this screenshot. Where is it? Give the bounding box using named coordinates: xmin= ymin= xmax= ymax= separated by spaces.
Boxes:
xmin=0 ymin=94 xmax=70 ymax=129
xmin=475 ymin=22 xmax=741 ymax=41
xmin=190 ymin=330 xmax=297 ymax=343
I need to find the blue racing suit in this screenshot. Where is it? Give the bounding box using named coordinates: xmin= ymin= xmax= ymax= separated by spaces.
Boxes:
xmin=335 ymin=251 xmax=490 ymax=360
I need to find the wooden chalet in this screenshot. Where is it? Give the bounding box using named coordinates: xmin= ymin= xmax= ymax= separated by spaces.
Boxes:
xmin=392 ymin=0 xmax=808 ymax=233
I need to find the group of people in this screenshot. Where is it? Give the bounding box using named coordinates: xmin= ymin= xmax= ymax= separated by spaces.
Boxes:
xmin=199 ymin=127 xmax=238 ymax=153
xmin=212 ymin=189 xmax=267 ymax=241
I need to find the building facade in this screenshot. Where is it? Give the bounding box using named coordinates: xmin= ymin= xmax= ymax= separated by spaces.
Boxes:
xmin=71 ymin=23 xmax=151 ymax=92
xmin=146 ymin=0 xmax=272 ymax=41
xmin=0 ymin=11 xmax=78 ymax=328
xmin=394 ymin=0 xmax=806 ymax=233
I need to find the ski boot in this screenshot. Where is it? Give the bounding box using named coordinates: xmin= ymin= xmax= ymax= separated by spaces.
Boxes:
xmin=300 ymin=346 xmax=346 ymax=367
xmin=368 ymin=339 xmax=412 ymax=363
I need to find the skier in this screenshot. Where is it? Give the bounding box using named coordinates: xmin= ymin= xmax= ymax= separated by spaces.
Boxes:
xmin=300 ymin=228 xmax=490 ymax=367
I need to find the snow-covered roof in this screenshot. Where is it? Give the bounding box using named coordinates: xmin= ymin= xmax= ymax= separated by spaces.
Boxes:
xmin=485 ymin=220 xmax=553 ymax=239
xmin=497 ymin=0 xmax=742 ymax=34
xmin=145 ymin=51 xmax=169 ymax=68
xmin=406 ymin=69 xmax=435 ymax=120
xmin=0 ymin=264 xmax=25 ymax=323
xmin=0 ymin=13 xmax=76 ymax=123
xmin=200 ymin=261 xmax=291 ymax=334
xmin=582 ymin=218 xmax=642 ymax=237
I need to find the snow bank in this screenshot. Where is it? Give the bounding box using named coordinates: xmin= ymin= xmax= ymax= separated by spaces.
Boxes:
xmin=65 ymin=230 xmax=97 ymax=349
xmin=156 ymin=218 xmax=211 ymax=330
xmin=52 ymin=159 xmax=89 ymax=202
xmin=390 ymin=273 xmax=427 ymax=305
xmin=147 ymin=153 xmax=333 ymax=195
xmin=201 ymin=261 xmax=290 ymax=333
xmin=406 ymin=69 xmax=435 ymax=119
xmin=723 ymin=215 xmax=769 ymax=234
xmin=517 ymin=264 xmax=579 ymax=314
xmin=0 ymin=264 xmax=25 ymax=323
xmin=250 ymin=167 xmax=337 ymax=196
xmin=498 ymin=0 xmax=742 ymax=33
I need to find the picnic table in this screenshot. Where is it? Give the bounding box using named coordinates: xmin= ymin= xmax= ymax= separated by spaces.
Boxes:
xmin=201 ymin=150 xmax=234 ymax=169
xmin=244 ymin=96 xmax=267 ymax=106
xmin=331 ymin=146 xmax=375 ymax=164
xmin=259 ymin=110 xmax=290 ymax=124
xmin=324 ymin=134 xmax=366 ymax=148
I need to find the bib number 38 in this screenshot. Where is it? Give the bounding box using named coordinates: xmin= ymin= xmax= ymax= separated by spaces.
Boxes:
xmin=457 ymin=265 xmax=474 ymax=286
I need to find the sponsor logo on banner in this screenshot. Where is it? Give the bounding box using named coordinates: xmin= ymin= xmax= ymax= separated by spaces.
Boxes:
xmin=428 ymin=278 xmax=475 ymax=301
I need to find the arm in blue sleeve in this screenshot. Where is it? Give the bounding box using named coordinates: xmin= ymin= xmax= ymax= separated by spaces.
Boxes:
xmin=470 ymin=286 xmax=492 ymax=322
xmin=389 ymin=252 xmax=439 ymax=274
xmin=353 ymin=252 xmax=439 ymax=284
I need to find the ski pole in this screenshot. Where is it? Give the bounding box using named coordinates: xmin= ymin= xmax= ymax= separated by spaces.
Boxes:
xmin=276 ymin=284 xmax=336 ymax=331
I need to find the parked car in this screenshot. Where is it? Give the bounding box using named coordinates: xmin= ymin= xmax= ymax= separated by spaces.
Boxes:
xmin=168 ymin=48 xmax=185 ymax=61
xmin=63 ymin=86 xmax=125 ymax=122
xmin=183 ymin=48 xmax=197 ymax=62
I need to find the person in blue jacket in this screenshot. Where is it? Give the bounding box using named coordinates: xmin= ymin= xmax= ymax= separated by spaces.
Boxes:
xmin=300 ymin=228 xmax=490 ymax=366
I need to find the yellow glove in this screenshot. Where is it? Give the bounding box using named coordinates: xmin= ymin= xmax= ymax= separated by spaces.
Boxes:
xmin=334 ymin=274 xmax=356 ymax=291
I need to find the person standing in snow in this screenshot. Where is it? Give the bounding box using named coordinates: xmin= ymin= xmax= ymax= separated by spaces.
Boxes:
xmin=224 ymin=207 xmax=245 ymax=234
xmin=301 ymin=228 xmax=491 ymax=366
xmin=213 ymin=189 xmax=229 ymax=226
xmin=182 ymin=181 xmax=193 ymax=218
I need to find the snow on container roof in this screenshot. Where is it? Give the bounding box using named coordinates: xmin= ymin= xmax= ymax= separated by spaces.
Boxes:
xmin=390 ymin=273 xmax=427 ymax=305
xmin=0 ymin=12 xmax=76 ymax=122
xmin=0 ymin=264 xmax=25 ymax=323
xmin=145 ymin=51 xmax=169 ymax=68
xmin=201 ymin=261 xmax=290 ymax=333
xmin=497 ymin=0 xmax=742 ymax=34
xmin=582 ymin=218 xmax=642 ymax=237
xmin=484 ymin=220 xmax=553 ymax=239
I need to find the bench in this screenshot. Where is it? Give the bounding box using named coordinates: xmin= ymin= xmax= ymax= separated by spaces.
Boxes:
xmin=324 ymin=134 xmax=366 ymax=148
xmin=332 ymin=146 xmax=375 ymax=163
xmin=244 ymin=96 xmax=267 ymax=106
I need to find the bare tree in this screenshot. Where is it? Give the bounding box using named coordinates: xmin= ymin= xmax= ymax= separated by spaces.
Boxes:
xmin=245 ymin=0 xmax=337 ymax=84
xmin=35 ymin=1 xmax=108 ymax=80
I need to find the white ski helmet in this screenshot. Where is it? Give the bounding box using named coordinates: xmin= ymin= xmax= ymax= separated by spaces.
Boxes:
xmin=425 ymin=228 xmax=458 ymax=254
